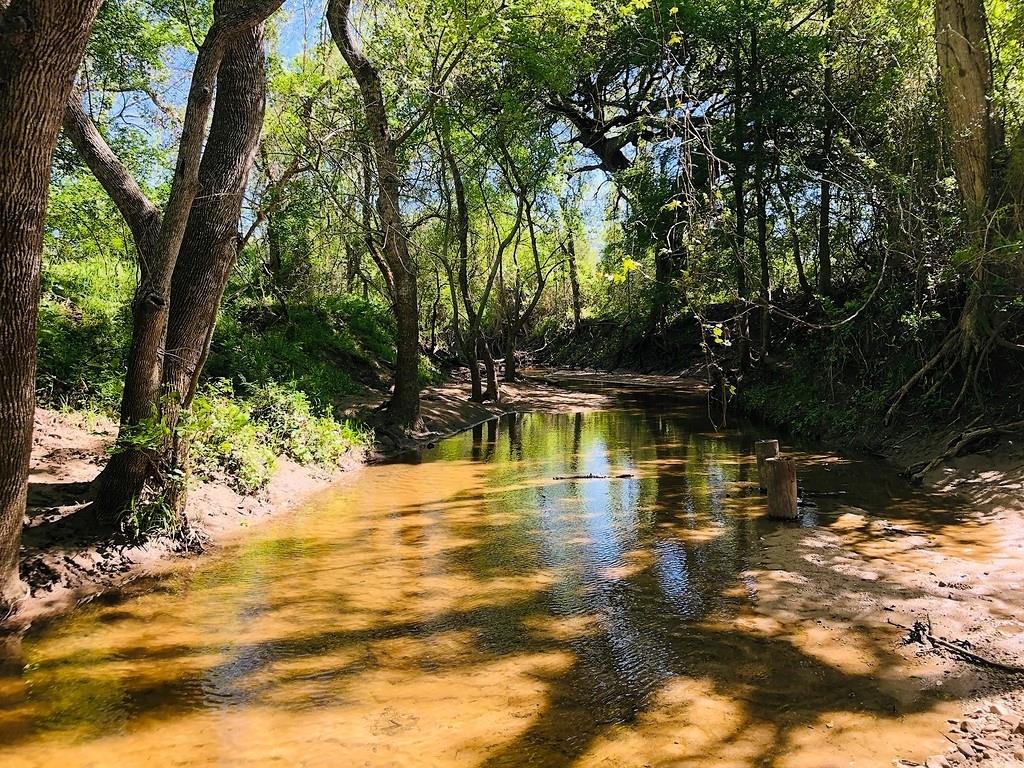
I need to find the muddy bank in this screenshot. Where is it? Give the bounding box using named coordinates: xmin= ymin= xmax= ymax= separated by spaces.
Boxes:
xmin=5 ymin=371 xmax=617 ymax=631
xmin=7 ymin=369 xmax=1024 ymax=766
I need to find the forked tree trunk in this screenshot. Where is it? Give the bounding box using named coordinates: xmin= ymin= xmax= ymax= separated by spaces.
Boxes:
xmin=481 ymin=339 xmax=500 ymax=403
xmin=0 ymin=0 xmax=104 ymax=606
xmin=161 ymin=16 xmax=268 ymax=514
xmin=65 ymin=0 xmax=283 ymax=516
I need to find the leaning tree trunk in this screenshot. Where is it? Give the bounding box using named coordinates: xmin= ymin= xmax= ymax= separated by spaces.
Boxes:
xmin=0 ymin=0 xmax=104 ymax=607
xmin=328 ymin=0 xmax=421 ymax=429
xmin=161 ymin=15 xmax=268 ymax=515
xmin=95 ymin=0 xmax=284 ymax=514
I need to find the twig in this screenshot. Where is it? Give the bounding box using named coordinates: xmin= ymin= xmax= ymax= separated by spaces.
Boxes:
xmin=889 ymin=618 xmax=1024 ymax=674
xmin=553 ymin=473 xmax=635 ymax=481
xmin=910 ymin=419 xmax=1024 ymax=482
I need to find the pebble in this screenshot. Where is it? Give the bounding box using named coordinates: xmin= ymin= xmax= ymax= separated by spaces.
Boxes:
xmin=956 ymin=742 xmax=976 ymax=759
xmin=990 ymin=702 xmax=1012 ymax=717
xmin=925 ymin=757 xmax=948 ymax=768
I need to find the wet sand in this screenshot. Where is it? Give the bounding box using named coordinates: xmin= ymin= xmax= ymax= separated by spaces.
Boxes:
xmin=3 ymin=390 xmax=1023 ymax=767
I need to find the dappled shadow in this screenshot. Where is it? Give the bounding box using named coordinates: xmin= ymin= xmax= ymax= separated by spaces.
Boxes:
xmin=1 ymin=401 xmax=1018 ymax=766
xmin=26 ymin=480 xmax=93 ymax=512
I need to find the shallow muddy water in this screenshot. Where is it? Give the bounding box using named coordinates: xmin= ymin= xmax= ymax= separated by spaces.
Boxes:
xmin=0 ymin=389 xmax=979 ymax=766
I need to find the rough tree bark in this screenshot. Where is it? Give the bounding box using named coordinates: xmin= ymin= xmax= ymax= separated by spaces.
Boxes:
xmin=887 ymin=0 xmax=1021 ymax=421
xmin=327 ymin=0 xmax=421 ymax=429
xmin=0 ymin=0 xmax=104 ymax=607
xmin=817 ymin=0 xmax=836 ymax=296
xmin=161 ymin=11 xmax=268 ymax=514
xmin=64 ymin=0 xmax=282 ymax=515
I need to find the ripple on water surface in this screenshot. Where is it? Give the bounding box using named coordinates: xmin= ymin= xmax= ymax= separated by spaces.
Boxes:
xmin=0 ymin=394 xmax=971 ymax=767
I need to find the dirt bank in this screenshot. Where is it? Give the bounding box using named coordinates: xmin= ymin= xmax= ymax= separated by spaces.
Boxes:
xmin=6 ymin=369 xmax=1024 ymax=767
xmin=743 ymin=432 xmax=1024 ymax=767
xmin=5 ymin=371 xmax=616 ymax=631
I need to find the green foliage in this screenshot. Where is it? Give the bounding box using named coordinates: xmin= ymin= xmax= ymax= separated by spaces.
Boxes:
xmin=247 ymin=382 xmax=370 ymax=467
xmin=37 ymin=247 xmax=134 ymax=412
xmin=207 ymin=295 xmax=395 ymax=406
xmin=185 ymin=379 xmax=370 ymax=494
xmin=120 ymin=495 xmax=182 ymax=542
xmin=186 ymin=387 xmax=278 ymax=494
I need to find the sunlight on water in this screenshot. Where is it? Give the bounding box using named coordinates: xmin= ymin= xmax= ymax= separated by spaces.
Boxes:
xmin=0 ymin=393 xmax=977 ymax=767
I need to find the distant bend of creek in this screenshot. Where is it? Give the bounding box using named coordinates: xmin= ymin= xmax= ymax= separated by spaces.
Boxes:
xmin=0 ymin=384 xmax=974 ymax=767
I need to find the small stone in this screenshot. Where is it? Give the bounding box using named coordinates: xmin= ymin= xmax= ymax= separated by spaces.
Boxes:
xmin=973 ymin=737 xmax=998 ymax=750
xmin=959 ymin=720 xmax=972 ymax=732
xmin=925 ymin=757 xmax=948 ymax=768
xmin=1017 ymin=720 xmax=1024 ymax=735
xmin=956 ymin=742 xmax=976 ymax=759
xmin=999 ymin=714 xmax=1021 ymax=731
xmin=1014 ymin=749 xmax=1024 ymax=762
xmin=990 ymin=702 xmax=1012 ymax=717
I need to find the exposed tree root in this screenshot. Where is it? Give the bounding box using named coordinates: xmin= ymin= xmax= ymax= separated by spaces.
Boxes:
xmin=891 ymin=617 xmax=1024 ymax=674
xmin=907 ymin=418 xmax=1024 ymax=482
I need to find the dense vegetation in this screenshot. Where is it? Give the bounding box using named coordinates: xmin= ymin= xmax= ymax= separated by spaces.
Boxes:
xmin=0 ymin=0 xmax=1021 ymax=606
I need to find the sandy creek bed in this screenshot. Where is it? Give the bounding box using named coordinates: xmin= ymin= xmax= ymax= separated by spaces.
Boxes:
xmin=2 ymin=381 xmax=1023 ymax=767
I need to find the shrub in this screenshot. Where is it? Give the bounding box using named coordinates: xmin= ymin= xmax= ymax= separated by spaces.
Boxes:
xmin=246 ymin=381 xmax=370 ymax=466
xmin=186 ymin=386 xmax=277 ymax=494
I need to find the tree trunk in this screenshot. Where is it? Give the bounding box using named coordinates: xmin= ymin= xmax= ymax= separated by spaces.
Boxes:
xmin=328 ymin=0 xmax=421 ymax=429
xmin=161 ymin=14 xmax=268 ymax=514
xmin=467 ymin=343 xmax=483 ymax=402
xmin=566 ymin=231 xmax=582 ymax=331
xmin=481 ymin=338 xmax=500 ymax=403
xmin=504 ymin=326 xmax=518 ymax=383
xmin=817 ymin=0 xmax=836 ymax=296
xmin=775 ymin=162 xmax=812 ymax=296
xmin=732 ymin=20 xmax=750 ymax=372
xmin=934 ymin=0 xmax=1002 ymax=357
xmin=0 ymin=0 xmax=104 ymax=607
xmin=95 ymin=0 xmax=284 ymax=514
xmin=752 ymin=26 xmax=771 ymax=357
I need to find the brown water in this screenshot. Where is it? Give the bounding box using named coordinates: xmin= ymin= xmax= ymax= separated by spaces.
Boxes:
xmin=0 ymin=391 xmax=975 ymax=767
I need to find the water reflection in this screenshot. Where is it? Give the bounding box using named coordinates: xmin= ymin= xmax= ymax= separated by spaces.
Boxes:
xmin=0 ymin=395 xmax=987 ymax=767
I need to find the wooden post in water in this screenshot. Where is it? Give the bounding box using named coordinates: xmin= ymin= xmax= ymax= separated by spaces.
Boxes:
xmin=764 ymin=457 xmax=799 ymax=520
xmin=755 ymin=439 xmax=780 ymax=492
